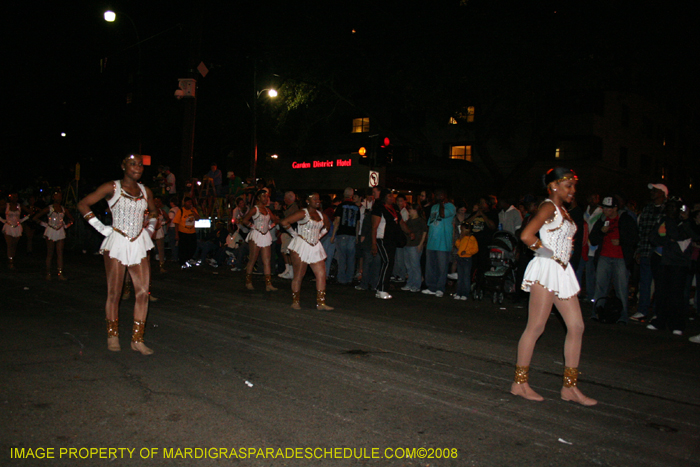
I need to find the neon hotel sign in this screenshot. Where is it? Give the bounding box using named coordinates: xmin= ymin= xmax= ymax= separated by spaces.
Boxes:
xmin=292 ymin=158 xmax=352 ymax=169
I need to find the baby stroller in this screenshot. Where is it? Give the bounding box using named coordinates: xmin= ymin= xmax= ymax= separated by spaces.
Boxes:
xmin=475 ymin=231 xmax=518 ymax=304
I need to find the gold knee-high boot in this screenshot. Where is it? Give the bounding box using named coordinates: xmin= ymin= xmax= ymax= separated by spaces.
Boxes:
xmin=316 ymin=289 xmax=333 ymax=310
xmin=291 ymin=291 xmax=301 ymax=309
xmin=265 ymin=274 xmax=277 ymax=291
xmin=57 ymin=268 xmax=67 ymax=281
xmin=245 ymin=273 xmax=254 ymax=290
xmin=131 ymin=320 xmax=154 ymax=355
xmin=107 ymin=319 xmax=120 ymax=351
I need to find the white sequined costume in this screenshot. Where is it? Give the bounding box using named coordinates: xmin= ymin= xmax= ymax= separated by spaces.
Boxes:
xmin=44 ymin=205 xmax=66 ymax=242
xmin=2 ymin=205 xmax=23 ymax=238
xmin=245 ymin=207 xmax=273 ymax=248
xmin=521 ymin=199 xmax=580 ymax=299
xmin=288 ymin=208 xmax=327 ymax=264
xmin=100 ymin=180 xmax=154 ymax=266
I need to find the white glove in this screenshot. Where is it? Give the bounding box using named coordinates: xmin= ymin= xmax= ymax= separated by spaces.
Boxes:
xmin=88 ymin=216 xmax=113 ymax=237
xmin=145 ymin=217 xmax=157 ymax=236
xmin=40 ymin=221 xmax=49 ymax=228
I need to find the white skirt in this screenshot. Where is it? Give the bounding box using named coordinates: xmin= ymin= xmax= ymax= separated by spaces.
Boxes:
xmin=44 ymin=227 xmax=66 ymax=242
xmin=2 ymin=224 xmax=22 ymax=238
xmin=246 ymin=229 xmax=272 ymax=248
xmin=100 ymin=230 xmax=154 ymax=266
xmin=288 ymin=236 xmax=327 ymax=264
xmin=521 ymin=256 xmax=580 ymax=299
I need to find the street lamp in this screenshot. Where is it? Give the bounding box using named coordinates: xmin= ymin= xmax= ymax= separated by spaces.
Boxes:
xmin=251 ymin=86 xmax=277 ymax=183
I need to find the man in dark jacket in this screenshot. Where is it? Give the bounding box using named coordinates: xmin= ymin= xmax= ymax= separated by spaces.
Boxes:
xmin=589 ymin=196 xmax=639 ymax=323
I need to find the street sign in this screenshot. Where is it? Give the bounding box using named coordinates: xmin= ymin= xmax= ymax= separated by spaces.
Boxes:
xmin=369 ymin=170 xmax=379 ymax=187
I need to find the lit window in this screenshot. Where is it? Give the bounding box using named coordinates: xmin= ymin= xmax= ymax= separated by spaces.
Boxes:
xmin=467 ymin=106 xmax=475 ymax=122
xmin=352 ymin=118 xmax=370 ymax=133
xmin=449 ymin=117 xmax=458 ymax=125
xmin=555 ymin=148 xmax=560 ymax=159
xmin=450 ymin=145 xmax=472 ymax=161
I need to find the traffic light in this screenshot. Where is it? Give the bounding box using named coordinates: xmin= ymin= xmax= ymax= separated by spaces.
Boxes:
xmin=376 ymin=137 xmax=393 ymax=166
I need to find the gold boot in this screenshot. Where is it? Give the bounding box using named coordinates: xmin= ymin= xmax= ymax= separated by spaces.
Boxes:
xmin=8 ymin=257 xmax=14 ymax=270
xmin=316 ymin=289 xmax=334 ymax=310
xmin=159 ymin=260 xmax=166 ymax=273
xmin=57 ymin=268 xmax=67 ymax=281
xmin=46 ymin=270 xmax=52 ymax=281
xmin=291 ymin=291 xmax=301 ymax=309
xmin=130 ymin=320 xmax=154 ymax=355
xmin=561 ymin=367 xmax=597 ymax=406
xmin=509 ymin=365 xmax=543 ymax=401
xmin=265 ymin=274 xmax=277 ymax=291
xmin=245 ymin=273 xmax=254 ymax=290
xmin=107 ymin=318 xmax=120 ymax=351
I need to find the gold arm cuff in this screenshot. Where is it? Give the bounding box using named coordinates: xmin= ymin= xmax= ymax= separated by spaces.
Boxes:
xmin=83 ymin=212 xmax=96 ymax=220
xmin=528 ymin=239 xmax=542 ymax=252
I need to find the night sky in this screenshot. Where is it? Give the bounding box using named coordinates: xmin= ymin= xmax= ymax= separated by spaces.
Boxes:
xmin=3 ymin=0 xmax=699 ymax=192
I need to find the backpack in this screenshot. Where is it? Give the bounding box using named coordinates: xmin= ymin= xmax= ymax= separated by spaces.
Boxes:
xmin=595 ymin=296 xmax=622 ymax=324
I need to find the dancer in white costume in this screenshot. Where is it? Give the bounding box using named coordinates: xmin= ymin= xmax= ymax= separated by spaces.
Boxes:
xmin=1 ymin=192 xmax=30 ymax=269
xmin=511 ymin=167 xmax=597 ymax=406
xmin=280 ymin=193 xmax=333 ymax=310
xmin=32 ymin=191 xmax=74 ymax=280
xmin=240 ymin=190 xmax=279 ymax=291
xmin=78 ymin=154 xmax=157 ymax=355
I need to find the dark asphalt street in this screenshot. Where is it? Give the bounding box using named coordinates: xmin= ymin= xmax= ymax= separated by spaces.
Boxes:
xmin=1 ymin=249 xmax=699 ymax=467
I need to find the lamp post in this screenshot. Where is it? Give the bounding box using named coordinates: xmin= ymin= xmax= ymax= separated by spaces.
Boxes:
xmin=103 ymin=10 xmax=143 ymax=153
xmin=250 ymin=64 xmax=277 ymax=183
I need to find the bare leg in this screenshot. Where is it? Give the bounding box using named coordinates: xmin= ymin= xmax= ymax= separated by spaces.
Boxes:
xmin=261 ymin=246 xmax=277 ymax=291
xmin=104 ymin=255 xmax=127 ymax=351
xmin=56 ymin=239 xmax=66 ymax=280
xmin=310 ymin=260 xmax=333 ymax=310
xmin=511 ymin=284 xmax=553 ymax=401
xmin=125 ymin=257 xmax=154 ymax=355
xmin=290 ymin=251 xmax=307 ymax=309
xmin=554 ymin=296 xmax=596 ymax=406
xmin=6 ymin=235 xmax=19 ymax=268
xmin=156 ymin=238 xmax=166 ymax=272
xmin=45 ymin=238 xmax=54 ymax=279
xmin=246 ymin=241 xmax=260 ymax=289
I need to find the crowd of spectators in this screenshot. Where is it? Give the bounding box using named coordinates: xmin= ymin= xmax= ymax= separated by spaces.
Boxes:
xmin=2 ymin=172 xmax=700 ymax=344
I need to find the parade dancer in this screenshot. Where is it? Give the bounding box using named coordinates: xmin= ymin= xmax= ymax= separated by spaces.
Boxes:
xmin=32 ymin=191 xmax=74 ymax=280
xmin=280 ymin=193 xmax=333 ymax=310
xmin=1 ymin=193 xmax=31 ymax=269
xmin=240 ymin=190 xmax=279 ymax=291
xmin=512 ymin=167 xmax=597 ymax=406
xmin=78 ymin=154 xmax=157 ymax=355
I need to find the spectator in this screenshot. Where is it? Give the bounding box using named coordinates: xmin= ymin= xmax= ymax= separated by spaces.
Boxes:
xmin=589 ymin=196 xmax=639 ymax=324
xmin=174 ymin=197 xmax=200 ymax=268
xmin=391 ymin=193 xmax=410 ymax=283
xmin=631 ymin=183 xmax=668 ymax=321
xmin=401 ymin=203 xmax=427 ymax=293
xmin=422 ymin=189 xmax=456 ymax=297
xmin=332 ymin=187 xmax=360 ymax=285
xmin=167 ymin=197 xmax=180 ymax=262
xmin=356 ymin=188 xmax=380 ymax=290
xmin=164 ymin=166 xmax=176 ymax=195
xmin=497 ymin=197 xmax=523 ymax=235
xmin=453 ymin=222 xmax=478 ymax=300
xmin=647 ymin=200 xmax=700 ymax=335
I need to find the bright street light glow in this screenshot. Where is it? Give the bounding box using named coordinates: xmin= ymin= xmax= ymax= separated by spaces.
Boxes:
xmin=271 ymin=154 xmax=279 ymax=159
xmin=268 ymin=89 xmax=277 ymax=98
xmin=104 ymin=11 xmax=116 ymax=22
xmin=61 ymin=132 xmax=67 ymax=137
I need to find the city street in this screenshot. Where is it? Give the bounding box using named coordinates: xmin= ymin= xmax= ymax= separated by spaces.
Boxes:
xmin=2 ymin=251 xmax=699 ymax=467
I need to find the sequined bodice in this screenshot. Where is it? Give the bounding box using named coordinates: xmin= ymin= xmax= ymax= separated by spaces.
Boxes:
xmin=252 ymin=207 xmax=271 ymax=234
xmin=47 ymin=206 xmax=64 ymax=229
xmin=108 ymin=180 xmax=148 ymax=238
xmin=297 ymin=209 xmax=324 ymax=246
xmin=5 ymin=205 xmax=20 ymax=225
xmin=538 ymin=199 xmax=576 ymax=266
